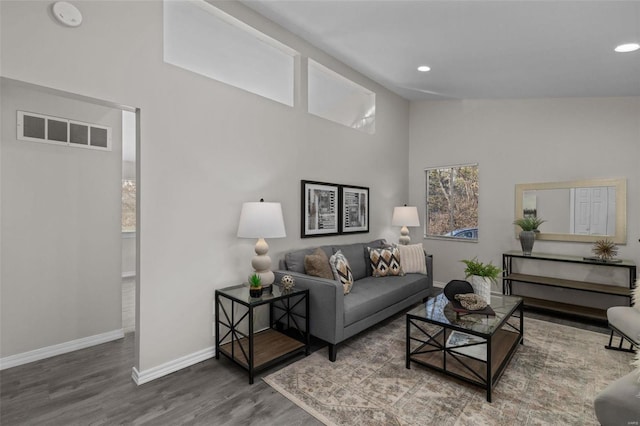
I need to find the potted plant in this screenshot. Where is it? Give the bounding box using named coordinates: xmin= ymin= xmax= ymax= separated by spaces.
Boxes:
xmin=513 ymin=216 xmax=546 ymax=256
xmin=461 ymin=257 xmax=502 ymax=304
xmin=248 ymin=273 xmax=263 ymax=298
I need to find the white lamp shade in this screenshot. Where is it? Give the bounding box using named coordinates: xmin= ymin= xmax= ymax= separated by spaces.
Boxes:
xmin=392 ymin=206 xmax=420 ymax=227
xmin=237 ymin=201 xmax=286 ymax=238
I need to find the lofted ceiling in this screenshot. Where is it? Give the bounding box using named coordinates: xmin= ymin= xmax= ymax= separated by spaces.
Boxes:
xmin=243 ymin=1 xmax=640 ymax=100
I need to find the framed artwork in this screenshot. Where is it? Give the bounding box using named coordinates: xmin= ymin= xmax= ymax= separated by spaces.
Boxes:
xmin=341 ymin=185 xmax=369 ymax=234
xmin=301 ymin=180 xmax=340 ymax=238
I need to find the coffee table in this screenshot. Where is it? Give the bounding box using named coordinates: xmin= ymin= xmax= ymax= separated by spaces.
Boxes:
xmin=406 ymin=293 xmax=523 ymax=402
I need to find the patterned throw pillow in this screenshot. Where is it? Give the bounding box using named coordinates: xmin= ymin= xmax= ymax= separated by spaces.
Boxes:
xmin=329 ymin=250 xmax=354 ymax=294
xmin=396 ymin=243 xmax=427 ymax=274
xmin=368 ymin=245 xmax=404 ymax=277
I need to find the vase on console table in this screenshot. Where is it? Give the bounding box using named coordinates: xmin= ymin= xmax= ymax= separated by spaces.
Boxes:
xmin=513 ymin=217 xmax=546 ymax=256
xmin=519 ymin=231 xmax=535 ymax=256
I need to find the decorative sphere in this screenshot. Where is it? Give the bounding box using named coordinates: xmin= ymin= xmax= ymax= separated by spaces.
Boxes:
xmin=280 ymin=274 xmax=295 ymax=291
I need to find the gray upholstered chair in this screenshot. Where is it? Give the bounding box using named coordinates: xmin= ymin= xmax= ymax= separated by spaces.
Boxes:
xmin=605 ymin=305 xmax=640 ymax=352
xmin=595 ymin=285 xmax=640 ymax=425
xmin=594 ymin=368 xmax=640 ymax=425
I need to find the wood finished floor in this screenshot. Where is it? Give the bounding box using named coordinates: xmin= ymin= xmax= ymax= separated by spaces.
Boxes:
xmin=1 ymin=291 xmax=610 ymax=426
xmin=0 ymin=331 xmax=322 ymax=426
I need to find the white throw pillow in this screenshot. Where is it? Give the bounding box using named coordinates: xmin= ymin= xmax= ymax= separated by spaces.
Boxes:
xmin=397 ymin=243 xmax=427 ymax=275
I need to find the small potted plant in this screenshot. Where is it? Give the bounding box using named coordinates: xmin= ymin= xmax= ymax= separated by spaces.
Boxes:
xmin=513 ymin=216 xmax=546 ymax=255
xmin=461 ymin=257 xmax=502 ymax=304
xmin=248 ymin=273 xmax=263 ymax=298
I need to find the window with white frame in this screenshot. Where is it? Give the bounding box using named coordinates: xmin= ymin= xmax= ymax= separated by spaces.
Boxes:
xmin=163 ymin=0 xmax=296 ymax=106
xmin=425 ymin=164 xmax=478 ymax=240
xmin=122 ymin=179 xmax=136 ymax=233
xmin=308 ymin=59 xmax=376 ymax=134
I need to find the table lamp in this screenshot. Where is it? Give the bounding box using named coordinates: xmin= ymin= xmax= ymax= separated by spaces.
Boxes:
xmin=237 ymin=199 xmax=286 ymax=293
xmin=392 ymin=205 xmax=420 ymax=245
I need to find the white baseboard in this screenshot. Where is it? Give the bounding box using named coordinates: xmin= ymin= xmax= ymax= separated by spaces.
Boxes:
xmin=0 ymin=329 xmax=125 ymax=370
xmin=433 ymin=280 xmax=446 ymax=288
xmin=132 ymin=346 xmax=215 ymax=385
xmin=122 ymin=271 xmax=136 ymax=279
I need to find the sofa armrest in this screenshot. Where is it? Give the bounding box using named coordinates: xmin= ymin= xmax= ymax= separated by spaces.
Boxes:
xmin=274 ymin=270 xmax=344 ymax=344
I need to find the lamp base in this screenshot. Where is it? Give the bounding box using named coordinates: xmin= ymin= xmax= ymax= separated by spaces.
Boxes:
xmin=399 ymin=226 xmax=411 ymax=245
xmin=250 ymin=238 xmax=275 ymax=291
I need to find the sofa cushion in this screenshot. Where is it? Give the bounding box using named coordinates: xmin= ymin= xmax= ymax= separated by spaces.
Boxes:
xmin=368 ymin=246 xmax=404 ymax=277
xmin=331 ymin=240 xmax=387 ymax=280
xmin=397 ymin=243 xmax=427 ymax=274
xmin=304 ymin=248 xmax=333 ymax=280
xmin=285 ymin=246 xmax=333 ymax=273
xmin=332 ymin=243 xmax=368 ymax=280
xmin=607 ymin=306 xmax=640 ymax=345
xmin=343 ymin=275 xmax=428 ymax=326
xmin=330 ymin=250 xmax=354 ymax=294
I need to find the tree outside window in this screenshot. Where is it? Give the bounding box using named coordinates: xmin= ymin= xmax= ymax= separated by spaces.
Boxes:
xmin=122 ymin=179 xmax=136 ymax=232
xmin=425 ymin=164 xmax=478 ymax=239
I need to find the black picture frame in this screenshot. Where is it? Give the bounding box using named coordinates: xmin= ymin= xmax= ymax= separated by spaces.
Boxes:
xmin=340 ymin=185 xmax=369 ymax=234
xmin=301 ymin=180 xmax=340 ymax=238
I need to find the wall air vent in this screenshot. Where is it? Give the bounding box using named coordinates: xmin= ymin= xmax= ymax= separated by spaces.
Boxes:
xmin=17 ymin=111 xmax=111 ymax=151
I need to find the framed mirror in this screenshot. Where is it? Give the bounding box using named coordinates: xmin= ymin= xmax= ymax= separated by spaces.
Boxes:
xmin=514 ymin=178 xmax=627 ymax=244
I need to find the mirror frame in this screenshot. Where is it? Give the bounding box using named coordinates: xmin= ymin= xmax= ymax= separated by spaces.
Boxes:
xmin=514 ymin=178 xmax=627 ymax=244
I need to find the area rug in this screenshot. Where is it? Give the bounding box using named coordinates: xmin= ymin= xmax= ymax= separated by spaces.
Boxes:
xmin=263 ymin=316 xmax=634 ymax=425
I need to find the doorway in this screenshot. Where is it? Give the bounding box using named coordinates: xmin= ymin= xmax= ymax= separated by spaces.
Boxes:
xmin=121 ymin=110 xmax=137 ymax=333
xmin=0 ymin=77 xmax=140 ymax=368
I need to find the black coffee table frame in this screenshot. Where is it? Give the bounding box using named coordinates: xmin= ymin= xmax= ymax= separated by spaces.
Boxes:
xmin=406 ymin=294 xmax=523 ymax=402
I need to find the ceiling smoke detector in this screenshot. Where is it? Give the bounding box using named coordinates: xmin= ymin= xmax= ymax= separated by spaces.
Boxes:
xmin=52 ymin=2 xmax=83 ymax=28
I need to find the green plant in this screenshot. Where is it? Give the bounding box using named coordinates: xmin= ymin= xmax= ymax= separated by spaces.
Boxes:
xmin=248 ymin=273 xmax=262 ymax=288
xmin=513 ymin=216 xmax=546 ymax=232
xmin=461 ymin=257 xmax=501 ymax=285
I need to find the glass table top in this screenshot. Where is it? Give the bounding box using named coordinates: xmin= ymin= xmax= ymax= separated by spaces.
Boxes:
xmin=216 ymin=283 xmax=306 ymax=305
xmin=408 ymin=293 xmax=522 ymax=336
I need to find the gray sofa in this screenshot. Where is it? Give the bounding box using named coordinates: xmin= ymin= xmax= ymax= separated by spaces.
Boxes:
xmin=275 ymin=239 xmax=433 ymax=361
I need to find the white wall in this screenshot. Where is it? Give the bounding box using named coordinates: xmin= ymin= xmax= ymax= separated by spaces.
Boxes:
xmin=122 ymin=233 xmax=136 ymax=277
xmin=1 ymin=80 xmax=122 ymax=358
xmin=409 ymin=97 xmax=640 ymax=285
xmin=0 ymin=1 xmax=410 ymax=373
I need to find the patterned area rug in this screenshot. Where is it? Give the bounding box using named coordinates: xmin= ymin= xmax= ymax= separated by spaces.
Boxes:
xmin=264 ymin=316 xmax=634 ymax=425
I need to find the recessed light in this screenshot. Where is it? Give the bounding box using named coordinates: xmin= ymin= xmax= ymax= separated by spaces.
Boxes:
xmin=614 ymin=43 xmax=640 ymax=53
xmin=417 ymin=65 xmax=431 ymax=72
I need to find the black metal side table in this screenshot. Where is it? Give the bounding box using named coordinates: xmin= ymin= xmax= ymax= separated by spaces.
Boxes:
xmin=215 ymin=284 xmax=309 ymax=384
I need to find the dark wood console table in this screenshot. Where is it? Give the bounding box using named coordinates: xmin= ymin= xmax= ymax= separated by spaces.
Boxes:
xmin=502 ymin=251 xmax=636 ymax=320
